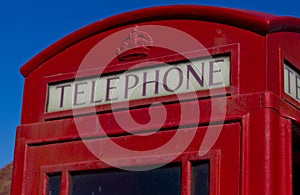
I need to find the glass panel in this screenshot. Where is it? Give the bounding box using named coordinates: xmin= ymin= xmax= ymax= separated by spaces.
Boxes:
xmin=293 ymin=124 xmax=300 ymax=195
xmin=192 ymin=162 xmax=210 ymax=195
xmin=71 ymin=165 xmax=181 ymax=195
xmin=48 ymin=174 xmax=61 ymax=195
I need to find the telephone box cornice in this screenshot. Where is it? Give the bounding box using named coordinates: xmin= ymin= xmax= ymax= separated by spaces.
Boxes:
xmin=20 ymin=4 xmax=300 ymax=77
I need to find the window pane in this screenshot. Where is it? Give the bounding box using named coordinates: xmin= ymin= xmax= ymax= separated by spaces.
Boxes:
xmin=193 ymin=162 xmax=210 ymax=195
xmin=71 ymin=165 xmax=181 ymax=195
xmin=48 ymin=174 xmax=61 ymax=195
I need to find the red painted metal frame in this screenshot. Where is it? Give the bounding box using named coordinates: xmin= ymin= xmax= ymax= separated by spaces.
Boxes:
xmin=23 ymin=122 xmax=239 ymax=194
xmin=20 ymin=18 xmax=264 ymax=124
xmin=280 ymin=47 xmax=300 ymax=109
xmin=241 ymin=108 xmax=293 ymax=194
xmin=12 ymin=4 xmax=300 ymax=195
xmin=39 ymin=151 xmax=221 ymax=195
xmin=266 ymin=32 xmax=300 ymax=109
xmin=19 ymin=5 xmax=300 ymax=78
xmin=12 ymin=92 xmax=298 ymax=194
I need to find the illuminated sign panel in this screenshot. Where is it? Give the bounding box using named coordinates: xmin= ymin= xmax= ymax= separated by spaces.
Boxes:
xmin=284 ymin=62 xmax=300 ymax=103
xmin=47 ymin=56 xmax=230 ymax=112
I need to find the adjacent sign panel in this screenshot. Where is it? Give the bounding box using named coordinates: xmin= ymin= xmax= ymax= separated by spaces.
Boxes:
xmin=284 ymin=62 xmax=300 ymax=103
xmin=47 ymin=56 xmax=230 ymax=112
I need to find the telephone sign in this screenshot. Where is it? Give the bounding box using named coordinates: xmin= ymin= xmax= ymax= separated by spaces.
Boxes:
xmin=47 ymin=56 xmax=230 ymax=112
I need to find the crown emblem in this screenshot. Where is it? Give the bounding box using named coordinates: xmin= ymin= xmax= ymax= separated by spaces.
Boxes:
xmin=116 ymin=26 xmax=153 ymax=61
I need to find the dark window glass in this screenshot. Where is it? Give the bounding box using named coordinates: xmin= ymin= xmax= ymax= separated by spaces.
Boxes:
xmin=293 ymin=124 xmax=300 ymax=195
xmin=71 ymin=165 xmax=181 ymax=195
xmin=48 ymin=174 xmax=61 ymax=195
xmin=192 ymin=162 xmax=210 ymax=195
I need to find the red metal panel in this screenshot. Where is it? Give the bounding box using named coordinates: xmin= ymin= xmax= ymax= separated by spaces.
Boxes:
xmin=19 ymin=5 xmax=300 ymax=77
xmin=21 ymin=123 xmax=240 ymax=194
xmin=16 ymin=94 xmax=261 ymax=145
xmin=181 ymin=160 xmax=192 ymax=195
xmin=60 ymin=171 xmax=70 ymax=195
xmin=11 ymin=128 xmax=26 ymax=195
xmin=241 ymin=108 xmax=292 ymax=195
xmin=20 ymin=18 xmax=265 ymax=124
xmin=267 ymin=32 xmax=300 ymax=108
xmin=13 ymin=5 xmax=300 ymax=195
xmin=18 ymin=92 xmax=300 ymax=147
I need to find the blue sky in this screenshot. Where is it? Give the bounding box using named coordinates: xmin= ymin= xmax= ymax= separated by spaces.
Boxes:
xmin=0 ymin=0 xmax=300 ymax=168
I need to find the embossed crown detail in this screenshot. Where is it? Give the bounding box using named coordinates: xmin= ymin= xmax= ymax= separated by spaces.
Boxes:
xmin=116 ymin=26 xmax=153 ymax=61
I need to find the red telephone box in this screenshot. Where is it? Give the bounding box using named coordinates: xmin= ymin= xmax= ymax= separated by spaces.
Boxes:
xmin=12 ymin=5 xmax=300 ymax=194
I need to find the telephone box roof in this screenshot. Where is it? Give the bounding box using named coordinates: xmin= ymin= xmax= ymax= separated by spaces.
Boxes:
xmin=20 ymin=5 xmax=300 ymax=77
